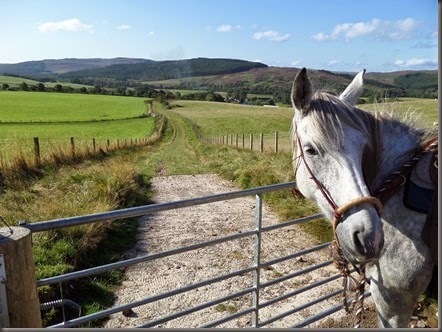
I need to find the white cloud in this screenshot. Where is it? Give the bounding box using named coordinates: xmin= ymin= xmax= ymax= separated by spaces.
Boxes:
xmin=313 ymin=18 xmax=419 ymax=42
xmin=394 ymin=58 xmax=437 ymax=68
xmin=253 ymin=30 xmax=290 ymax=42
xmin=216 ymin=24 xmax=241 ymax=32
xmin=147 ymin=31 xmax=155 ymax=37
xmin=328 ymin=60 xmax=340 ymax=66
xmin=38 ymin=18 xmax=93 ymax=33
xmin=291 ymin=59 xmax=302 ymax=66
xmin=116 ymin=24 xmax=130 ymax=30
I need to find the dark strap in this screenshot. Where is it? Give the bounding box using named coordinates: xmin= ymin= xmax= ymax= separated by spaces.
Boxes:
xmin=421 ymin=189 xmax=438 ymax=265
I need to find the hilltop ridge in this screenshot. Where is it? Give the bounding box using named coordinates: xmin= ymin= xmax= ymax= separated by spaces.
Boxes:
xmin=0 ymin=57 xmax=437 ymax=100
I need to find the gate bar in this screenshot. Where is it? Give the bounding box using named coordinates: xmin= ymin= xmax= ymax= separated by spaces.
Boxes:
xmin=292 ymin=291 xmax=371 ymax=328
xmin=259 ymin=273 xmax=341 ymax=310
xmin=252 ymin=193 xmax=263 ymax=327
xmin=259 ymin=289 xmax=343 ymax=327
xmin=37 ymin=228 xmax=257 ymax=287
xmin=48 ymin=267 xmax=256 ymax=328
xmin=22 ymin=182 xmax=298 ymax=233
xmin=137 ymin=288 xmax=254 ymax=328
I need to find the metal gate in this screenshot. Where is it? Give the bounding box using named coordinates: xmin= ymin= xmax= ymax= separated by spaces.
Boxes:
xmin=22 ymin=181 xmax=361 ymax=328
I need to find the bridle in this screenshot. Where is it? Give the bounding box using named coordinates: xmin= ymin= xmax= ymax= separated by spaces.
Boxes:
xmin=295 ymin=137 xmax=383 ymax=237
xmin=295 ymin=136 xmax=382 ymax=328
xmin=295 ymin=135 xmax=438 ymax=327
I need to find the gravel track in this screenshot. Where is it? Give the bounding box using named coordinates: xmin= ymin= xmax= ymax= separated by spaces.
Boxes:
xmin=104 ymin=174 xmax=376 ymax=328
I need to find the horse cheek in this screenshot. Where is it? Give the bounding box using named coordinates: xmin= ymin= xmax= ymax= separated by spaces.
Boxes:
xmin=296 ymin=167 xmax=315 ymax=200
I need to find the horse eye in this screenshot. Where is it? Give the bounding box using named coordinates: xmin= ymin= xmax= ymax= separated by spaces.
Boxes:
xmin=304 ymin=146 xmax=318 ymax=156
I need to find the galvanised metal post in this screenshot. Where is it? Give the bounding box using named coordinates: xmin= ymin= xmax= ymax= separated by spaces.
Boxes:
xmin=252 ymin=193 xmax=263 ymax=327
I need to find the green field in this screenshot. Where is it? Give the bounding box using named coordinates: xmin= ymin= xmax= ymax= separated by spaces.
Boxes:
xmin=0 ymin=75 xmax=42 ymax=86
xmin=0 ymin=91 xmax=157 ymax=162
xmin=0 ymin=118 xmax=153 ymax=139
xmin=359 ymin=97 xmax=438 ymax=125
xmin=172 ymin=98 xmax=438 ymax=137
xmin=171 ymin=100 xmax=293 ymax=136
xmin=0 ymin=75 xmax=92 ymax=89
xmin=0 ymin=91 xmax=149 ymax=122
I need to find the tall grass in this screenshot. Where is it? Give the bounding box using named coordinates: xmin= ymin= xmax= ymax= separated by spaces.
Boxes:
xmin=25 ymin=156 xmax=152 ymax=326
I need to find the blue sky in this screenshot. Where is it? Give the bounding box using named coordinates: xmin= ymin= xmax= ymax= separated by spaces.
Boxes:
xmin=0 ymin=0 xmax=438 ymax=72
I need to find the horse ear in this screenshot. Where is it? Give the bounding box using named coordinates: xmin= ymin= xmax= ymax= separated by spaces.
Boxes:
xmin=339 ymin=69 xmax=366 ymax=105
xmin=292 ymin=67 xmax=313 ymax=114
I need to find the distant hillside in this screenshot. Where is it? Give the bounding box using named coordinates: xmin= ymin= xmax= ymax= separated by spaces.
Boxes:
xmin=42 ymin=57 xmax=150 ymax=74
xmin=60 ymin=58 xmax=268 ymax=81
xmin=0 ymin=57 xmax=436 ymax=100
xmin=143 ymin=66 xmax=437 ymax=100
xmin=0 ymin=57 xmax=150 ymax=76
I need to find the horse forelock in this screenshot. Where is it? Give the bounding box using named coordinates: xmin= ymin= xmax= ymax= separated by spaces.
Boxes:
xmin=292 ymin=91 xmax=383 ymax=189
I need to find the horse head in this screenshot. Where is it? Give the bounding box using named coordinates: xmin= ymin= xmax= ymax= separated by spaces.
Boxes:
xmin=291 ymin=68 xmax=384 ymax=264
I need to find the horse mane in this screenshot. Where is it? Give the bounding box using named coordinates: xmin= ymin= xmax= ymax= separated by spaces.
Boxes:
xmin=291 ymin=90 xmax=436 ymax=190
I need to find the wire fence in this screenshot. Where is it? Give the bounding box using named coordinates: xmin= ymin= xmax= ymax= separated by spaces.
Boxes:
xmin=201 ymin=131 xmax=293 ymax=154
xmin=0 ymin=115 xmax=165 ymax=169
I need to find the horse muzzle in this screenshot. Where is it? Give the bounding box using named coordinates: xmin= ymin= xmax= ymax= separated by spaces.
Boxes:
xmin=333 ymin=197 xmax=384 ymax=264
xmin=347 ymin=228 xmax=384 ymax=263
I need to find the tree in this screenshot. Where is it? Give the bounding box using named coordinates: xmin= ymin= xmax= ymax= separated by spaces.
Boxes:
xmin=19 ymin=82 xmax=29 ymax=91
xmin=54 ymin=84 xmax=63 ymax=92
xmin=1 ymin=83 xmax=9 ymax=90
xmin=37 ymin=83 xmax=46 ymax=91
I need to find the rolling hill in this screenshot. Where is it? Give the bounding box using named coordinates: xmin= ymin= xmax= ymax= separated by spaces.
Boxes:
xmin=142 ymin=66 xmax=437 ymax=100
xmin=0 ymin=57 xmax=267 ymax=79
xmin=0 ymin=57 xmax=437 ymax=100
xmin=0 ymin=57 xmax=150 ymax=77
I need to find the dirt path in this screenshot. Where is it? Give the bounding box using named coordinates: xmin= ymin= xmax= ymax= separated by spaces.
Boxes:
xmin=104 ymin=174 xmax=376 ymax=328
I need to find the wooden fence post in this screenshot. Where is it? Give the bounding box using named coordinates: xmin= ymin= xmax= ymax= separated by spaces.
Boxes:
xmin=92 ymin=138 xmax=96 ymax=153
xmin=107 ymin=139 xmax=110 ymax=151
xmin=0 ymin=227 xmax=42 ymax=327
xmin=275 ymin=131 xmax=279 ymax=154
xmin=235 ymin=134 xmax=238 ymax=147
xmin=242 ymin=134 xmax=245 ymax=148
xmin=260 ymin=133 xmax=264 ymax=153
xmin=250 ymin=133 xmax=253 ymax=151
xmin=33 ymin=137 xmax=41 ymax=166
xmin=70 ymin=137 xmax=75 ymax=158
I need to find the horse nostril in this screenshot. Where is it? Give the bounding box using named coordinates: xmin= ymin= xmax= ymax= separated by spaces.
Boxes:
xmin=352 ymin=231 xmax=366 ymax=255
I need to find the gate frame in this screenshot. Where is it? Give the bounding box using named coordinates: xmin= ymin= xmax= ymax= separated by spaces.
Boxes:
xmin=9 ymin=181 xmax=366 ymax=328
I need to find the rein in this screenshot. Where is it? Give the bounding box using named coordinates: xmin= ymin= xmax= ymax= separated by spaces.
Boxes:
xmin=295 ymin=136 xmax=438 ymax=328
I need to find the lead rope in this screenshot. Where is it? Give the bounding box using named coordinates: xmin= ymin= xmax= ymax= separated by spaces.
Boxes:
xmin=329 ymin=240 xmax=367 ymax=327
xmin=330 ymin=196 xmax=382 ymax=328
